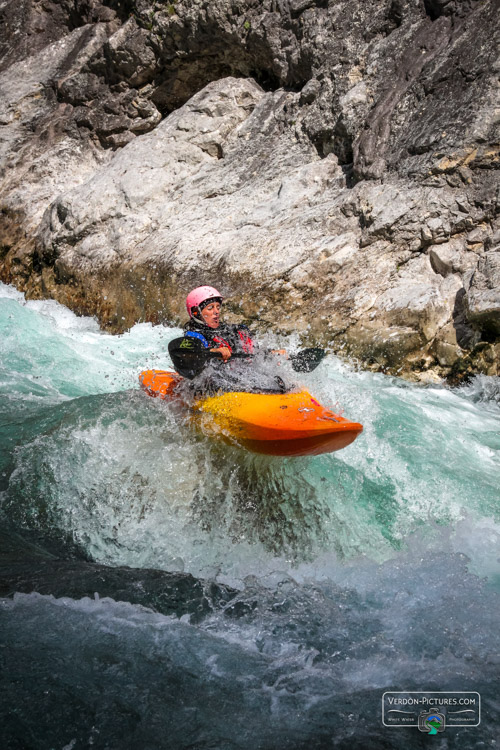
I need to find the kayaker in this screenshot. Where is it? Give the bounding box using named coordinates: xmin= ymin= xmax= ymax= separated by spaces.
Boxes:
xmin=168 ymin=285 xmax=285 ymax=381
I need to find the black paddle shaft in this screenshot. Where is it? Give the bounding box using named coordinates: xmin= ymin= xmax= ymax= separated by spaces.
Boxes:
xmin=168 ymin=337 xmax=326 ymax=378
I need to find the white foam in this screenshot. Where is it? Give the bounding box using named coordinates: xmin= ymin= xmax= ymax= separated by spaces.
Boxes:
xmin=2 ymin=281 xmax=500 ymax=587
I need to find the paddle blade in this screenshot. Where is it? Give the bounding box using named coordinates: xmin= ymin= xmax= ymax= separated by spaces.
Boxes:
xmin=168 ymin=336 xmax=217 ymax=379
xmin=290 ymin=347 xmax=326 ymax=373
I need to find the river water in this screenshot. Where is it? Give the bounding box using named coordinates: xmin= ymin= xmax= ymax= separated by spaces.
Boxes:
xmin=1 ymin=281 xmax=499 ymax=749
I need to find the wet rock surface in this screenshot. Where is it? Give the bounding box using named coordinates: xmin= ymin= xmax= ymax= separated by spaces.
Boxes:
xmin=0 ymin=528 xmax=235 ymax=623
xmin=0 ymin=0 xmax=498 ymax=381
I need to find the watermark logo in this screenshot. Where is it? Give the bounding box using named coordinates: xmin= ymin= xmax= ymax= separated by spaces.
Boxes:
xmin=382 ymin=692 xmax=480 ymax=733
xmin=418 ymin=711 xmax=445 ymax=735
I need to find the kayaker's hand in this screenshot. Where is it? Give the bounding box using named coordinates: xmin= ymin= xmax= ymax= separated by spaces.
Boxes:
xmin=211 ymin=346 xmax=232 ymax=362
xmin=271 ymin=349 xmax=288 ymax=357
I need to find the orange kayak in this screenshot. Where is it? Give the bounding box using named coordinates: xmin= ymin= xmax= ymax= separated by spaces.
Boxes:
xmin=139 ymin=369 xmax=363 ymax=457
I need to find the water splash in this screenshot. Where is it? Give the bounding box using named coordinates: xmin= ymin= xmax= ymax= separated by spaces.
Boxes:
xmin=1 ymin=282 xmax=499 ymax=584
xmin=2 ymin=281 xmax=500 ymax=749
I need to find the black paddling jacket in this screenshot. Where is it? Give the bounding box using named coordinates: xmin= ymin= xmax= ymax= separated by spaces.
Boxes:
xmin=168 ymin=319 xmax=255 ymax=379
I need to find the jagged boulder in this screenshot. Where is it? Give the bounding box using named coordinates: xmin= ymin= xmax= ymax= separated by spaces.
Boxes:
xmin=465 ymin=249 xmax=500 ymax=337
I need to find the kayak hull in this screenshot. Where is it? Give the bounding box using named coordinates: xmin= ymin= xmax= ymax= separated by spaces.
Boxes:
xmin=238 ymin=430 xmax=360 ymax=457
xmin=139 ymin=370 xmax=362 ymax=457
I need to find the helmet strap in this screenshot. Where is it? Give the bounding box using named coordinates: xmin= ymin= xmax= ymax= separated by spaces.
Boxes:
xmin=191 ymin=305 xmax=207 ymax=324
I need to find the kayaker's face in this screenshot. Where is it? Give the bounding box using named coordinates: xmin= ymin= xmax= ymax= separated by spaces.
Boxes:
xmin=201 ymin=301 xmax=221 ymax=328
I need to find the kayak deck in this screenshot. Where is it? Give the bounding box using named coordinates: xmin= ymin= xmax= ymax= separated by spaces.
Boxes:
xmin=139 ymin=370 xmax=362 ymax=457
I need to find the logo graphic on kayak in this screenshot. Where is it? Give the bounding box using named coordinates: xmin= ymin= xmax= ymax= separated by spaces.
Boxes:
xmin=319 ymin=412 xmax=340 ymax=422
xmin=418 ymin=711 xmax=445 ymax=734
xmin=298 ymin=407 xmax=315 ymax=413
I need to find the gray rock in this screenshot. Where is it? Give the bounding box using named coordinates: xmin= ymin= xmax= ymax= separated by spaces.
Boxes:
xmin=0 ymin=20 xmax=114 ymax=272
xmin=299 ymin=78 xmax=320 ymax=105
xmin=37 ymin=77 xmax=267 ymax=273
xmin=465 ymin=251 xmax=500 ymax=336
xmin=466 ymin=227 xmax=487 ymax=245
xmin=429 ymin=239 xmax=477 ymax=277
xmin=0 ymin=529 xmax=235 ymax=623
xmin=31 ymin=75 xmax=471 ymax=376
xmin=433 ymin=340 xmax=461 ymax=368
xmin=0 ymin=0 xmax=499 ymax=381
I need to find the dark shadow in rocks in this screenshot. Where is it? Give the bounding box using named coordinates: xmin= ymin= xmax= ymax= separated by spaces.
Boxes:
xmin=341 ymin=163 xmax=357 ymax=189
xmin=250 ymin=66 xmax=288 ymax=93
xmin=452 ymin=287 xmax=480 ymax=349
xmin=288 ymin=0 xmax=329 ymax=20
xmin=309 ymin=118 xmax=358 ymax=187
xmin=423 ymin=0 xmax=477 ymax=22
xmin=331 ymin=115 xmax=354 ymax=166
xmin=477 ymin=322 xmax=500 ymax=344
xmin=148 ymin=67 xmax=286 ymax=126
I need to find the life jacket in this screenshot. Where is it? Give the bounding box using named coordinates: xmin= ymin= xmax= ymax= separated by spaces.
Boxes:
xmin=169 ymin=320 xmax=256 ymax=380
xmin=183 ymin=320 xmax=255 ymax=355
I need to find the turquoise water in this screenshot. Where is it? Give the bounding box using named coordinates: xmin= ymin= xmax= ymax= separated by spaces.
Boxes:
xmin=1 ymin=282 xmax=499 ymax=749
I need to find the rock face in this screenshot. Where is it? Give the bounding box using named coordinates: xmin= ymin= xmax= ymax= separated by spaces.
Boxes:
xmin=1 ymin=0 xmax=499 ymax=381
xmin=465 ymin=249 xmax=500 ymax=336
xmin=0 ymin=528 xmax=235 ymax=623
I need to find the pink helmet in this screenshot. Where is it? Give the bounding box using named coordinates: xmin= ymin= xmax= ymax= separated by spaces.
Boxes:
xmin=186 ymin=285 xmax=223 ymax=318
